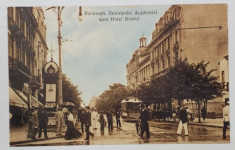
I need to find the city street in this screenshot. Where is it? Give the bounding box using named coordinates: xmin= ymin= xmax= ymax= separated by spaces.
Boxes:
xmin=11 ymin=119 xmax=229 ymax=146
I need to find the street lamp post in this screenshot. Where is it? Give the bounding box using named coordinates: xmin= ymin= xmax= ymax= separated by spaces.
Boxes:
xmin=46 ymin=6 xmax=83 ymax=110
xmin=57 ymin=6 xmax=64 ymax=109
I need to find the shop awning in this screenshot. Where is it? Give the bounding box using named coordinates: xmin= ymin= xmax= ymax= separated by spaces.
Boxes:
xmin=9 ymin=86 xmax=28 ymax=109
xmin=14 ymin=89 xmax=43 ymax=107
xmin=31 ymin=96 xmax=43 ymax=107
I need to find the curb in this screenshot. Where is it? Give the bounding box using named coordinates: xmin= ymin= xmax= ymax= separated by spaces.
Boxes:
xmin=11 ymin=139 xmax=86 ymax=146
xmin=188 ymin=123 xmax=224 ymax=128
xmin=149 ymin=120 xmax=224 ymax=128
xmin=10 ymin=136 xmax=60 ymax=145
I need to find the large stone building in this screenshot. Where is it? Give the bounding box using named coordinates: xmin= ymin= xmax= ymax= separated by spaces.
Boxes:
xmin=126 ymin=4 xmax=228 ymax=116
xmin=8 ymin=7 xmax=48 ymax=125
xmin=126 ymin=35 xmax=151 ymax=89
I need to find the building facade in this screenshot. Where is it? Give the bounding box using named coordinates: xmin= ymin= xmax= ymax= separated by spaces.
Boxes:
xmin=126 ymin=36 xmax=151 ymax=89
xmin=32 ymin=7 xmax=48 ymax=100
xmin=126 ymin=4 xmax=228 ymax=116
xmin=8 ymin=7 xmax=48 ymax=125
xmin=89 ymin=96 xmax=98 ymax=109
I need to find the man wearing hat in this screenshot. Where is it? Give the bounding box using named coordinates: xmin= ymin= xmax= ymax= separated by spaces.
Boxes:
xmin=139 ymin=104 xmax=150 ymax=138
xmin=38 ymin=105 xmax=48 ymax=139
xmin=55 ymin=107 xmax=64 ymax=137
xmin=106 ymin=108 xmax=113 ymax=132
xmin=31 ymin=106 xmax=39 ymax=140
xmin=84 ymin=106 xmax=94 ymax=140
xmin=223 ymin=99 xmax=230 ymax=139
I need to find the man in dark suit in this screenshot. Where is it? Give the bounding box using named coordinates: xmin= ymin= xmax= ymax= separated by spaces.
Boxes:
xmin=77 ymin=108 xmax=85 ymax=133
xmin=84 ymin=106 xmax=94 ymax=140
xmin=115 ymin=109 xmax=121 ymax=129
xmin=37 ymin=106 xmax=48 ymax=139
xmin=106 ymin=109 xmax=113 ymax=132
xmin=139 ymin=104 xmax=150 ymax=138
xmin=177 ymin=106 xmax=189 ymax=136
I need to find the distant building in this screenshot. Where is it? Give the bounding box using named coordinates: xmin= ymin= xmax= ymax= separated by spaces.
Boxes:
xmin=126 ymin=4 xmax=228 ymax=116
xmin=89 ymin=96 xmax=98 ymax=109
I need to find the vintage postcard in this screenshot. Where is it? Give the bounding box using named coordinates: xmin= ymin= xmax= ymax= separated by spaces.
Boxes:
xmin=4 ymin=1 xmax=234 ymax=150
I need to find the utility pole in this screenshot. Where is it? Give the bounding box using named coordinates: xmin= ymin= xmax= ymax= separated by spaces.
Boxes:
xmin=57 ymin=6 xmax=64 ymax=108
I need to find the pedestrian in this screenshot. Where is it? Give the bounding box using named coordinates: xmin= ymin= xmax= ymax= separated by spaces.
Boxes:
xmin=64 ymin=110 xmax=82 ymax=140
xmin=139 ymin=104 xmax=150 ymax=138
xmin=115 ymin=109 xmax=122 ymax=129
xmin=91 ymin=108 xmax=98 ymax=130
xmin=201 ymin=106 xmax=207 ymax=121
xmin=55 ymin=107 xmax=64 ymax=137
xmin=30 ymin=106 xmax=39 ymax=140
xmin=223 ymin=99 xmax=230 ymax=139
xmin=77 ymin=108 xmax=85 ymax=133
xmin=135 ymin=122 xmax=140 ymax=134
xmin=37 ymin=106 xmax=48 ymax=139
xmin=172 ymin=108 xmax=177 ymax=122
xmin=185 ymin=107 xmax=191 ymax=121
xmin=99 ymin=110 xmax=105 ymax=133
xmin=176 ymin=106 xmax=189 ymax=136
xmin=106 ymin=109 xmax=113 ymax=132
xmin=84 ymin=106 xmax=94 ymax=140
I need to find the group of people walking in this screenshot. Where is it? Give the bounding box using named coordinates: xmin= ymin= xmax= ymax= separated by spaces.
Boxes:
xmin=55 ymin=106 xmax=123 ymax=141
xmin=55 ymin=106 xmax=94 ymax=140
xmin=29 ymin=100 xmax=230 ymax=141
xmin=77 ymin=107 xmax=122 ymax=137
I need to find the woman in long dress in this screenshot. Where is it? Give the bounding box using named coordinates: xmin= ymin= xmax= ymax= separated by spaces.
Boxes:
xmin=64 ymin=110 xmax=82 ymax=140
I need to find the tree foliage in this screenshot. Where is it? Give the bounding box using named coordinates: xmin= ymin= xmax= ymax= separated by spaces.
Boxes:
xmin=95 ymin=83 xmax=132 ymax=112
xmin=62 ymin=74 xmax=82 ymax=108
xmin=134 ymin=58 xmax=223 ymax=118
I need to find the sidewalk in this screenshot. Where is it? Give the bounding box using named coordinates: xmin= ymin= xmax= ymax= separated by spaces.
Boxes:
xmin=10 ymin=124 xmax=59 ymax=145
xmin=151 ymin=117 xmax=226 ymax=128
xmin=189 ymin=118 xmax=225 ymax=128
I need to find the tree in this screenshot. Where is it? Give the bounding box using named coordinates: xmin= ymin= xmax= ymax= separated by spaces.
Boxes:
xmin=62 ymin=74 xmax=82 ymax=108
xmin=95 ymin=83 xmax=131 ymax=112
xmin=165 ymin=58 xmax=223 ymax=122
xmin=136 ymin=82 xmax=153 ymax=105
xmin=134 ymin=58 xmax=223 ymax=122
xmin=188 ymin=61 xmax=223 ymax=122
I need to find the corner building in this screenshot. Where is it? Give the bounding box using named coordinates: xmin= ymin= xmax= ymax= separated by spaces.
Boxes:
xmin=126 ymin=4 xmax=228 ymax=116
xmin=8 ymin=7 xmax=48 ymax=125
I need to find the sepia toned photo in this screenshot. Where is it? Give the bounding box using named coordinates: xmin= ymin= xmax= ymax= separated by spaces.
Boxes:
xmin=8 ymin=4 xmax=229 ymax=147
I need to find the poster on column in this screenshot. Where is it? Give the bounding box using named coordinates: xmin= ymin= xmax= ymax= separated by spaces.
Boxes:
xmin=46 ymin=84 xmax=56 ymax=102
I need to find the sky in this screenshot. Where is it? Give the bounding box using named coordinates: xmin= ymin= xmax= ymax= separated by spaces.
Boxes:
xmin=43 ymin=5 xmax=170 ymax=105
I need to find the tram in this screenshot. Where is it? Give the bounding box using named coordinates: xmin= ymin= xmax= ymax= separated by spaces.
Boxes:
xmin=121 ymin=98 xmax=142 ymax=122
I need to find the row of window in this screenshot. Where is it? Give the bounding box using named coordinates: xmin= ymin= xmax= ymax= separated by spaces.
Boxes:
xmin=8 ymin=7 xmax=47 ymax=79
xmin=155 ymin=6 xmax=181 ymax=34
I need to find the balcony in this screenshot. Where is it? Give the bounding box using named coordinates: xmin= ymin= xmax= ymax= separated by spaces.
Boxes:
xmin=9 ymin=57 xmax=30 ymax=76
